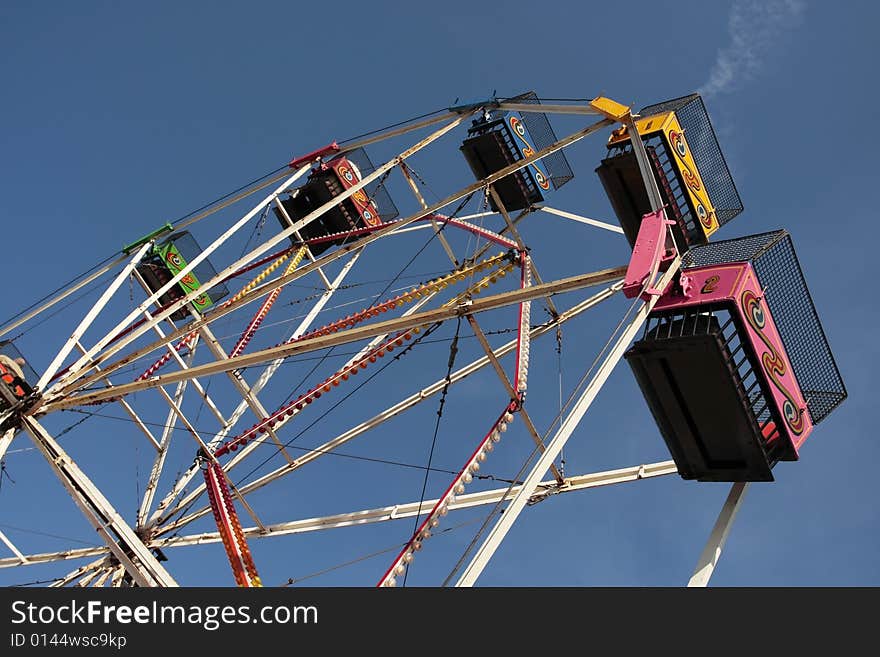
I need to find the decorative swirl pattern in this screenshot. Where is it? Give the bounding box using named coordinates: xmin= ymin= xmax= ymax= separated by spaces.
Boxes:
xmin=338 ymin=163 xmax=381 ymax=226
xmin=509 ymin=116 xmax=551 ymax=191
xmin=669 ymin=129 xmax=714 ymax=230
xmin=741 ymin=289 xmax=805 ymax=435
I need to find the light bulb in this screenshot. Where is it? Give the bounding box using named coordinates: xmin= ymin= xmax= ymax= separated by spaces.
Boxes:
xmin=504 ymin=412 xmax=514 ymax=423
xmin=395 ymin=564 xmax=405 ymax=576
xmin=455 ymin=483 xmax=465 ymax=494
xmin=499 ymin=422 xmax=508 ymax=433
xmin=470 ymin=462 xmax=480 ymax=473
xmin=484 ymin=441 xmax=494 ymax=452
xmin=463 ymin=472 xmax=473 ymax=484
xmin=403 ymin=552 xmax=414 ymax=564
xmin=387 ymin=577 xmax=397 ymax=587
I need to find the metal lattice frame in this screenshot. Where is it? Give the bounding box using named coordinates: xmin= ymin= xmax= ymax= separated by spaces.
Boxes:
xmin=0 ymin=94 xmax=750 ymax=588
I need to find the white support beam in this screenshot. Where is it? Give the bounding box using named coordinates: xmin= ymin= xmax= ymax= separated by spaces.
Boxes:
xmin=45 ymin=265 xmax=627 ymax=410
xmin=338 ymin=110 xmax=463 ymax=153
xmin=74 ymin=341 xmax=161 ymax=452
xmin=454 ymin=259 xmax=680 ymax=587
xmin=0 ymin=252 xmax=130 ymax=341
xmin=0 ymin=426 xmax=17 ymax=464
xmin=687 ymin=482 xmax=749 ymax=588
xmin=0 ymin=459 xmax=677 ymax=568
xmin=137 ymin=364 xmax=191 ymax=528
xmin=52 ymin=165 xmax=313 ymax=393
xmin=158 ymin=461 xmax=677 ymax=549
xmin=399 ymin=161 xmax=460 ymax=266
xmin=0 ymin=527 xmax=28 ymax=564
xmin=20 ymin=415 xmax=177 ymax=587
xmin=155 ymin=385 xmax=267 ymax=533
xmin=193 ymin=321 xmax=295 ymax=465
xmin=49 ymin=557 xmax=109 ymax=588
xmin=465 ymin=314 xmax=564 ymax=484
xmin=36 ymin=241 xmax=153 ymax=390
xmin=488 ymin=187 xmax=559 ymax=320
xmin=495 ymin=102 xmax=600 ymax=116
xmin=129 ymin=286 xmax=227 ymax=427
xmin=622 ymin=113 xmax=665 ymax=214
xmin=539 ymin=206 xmax=624 ymax=234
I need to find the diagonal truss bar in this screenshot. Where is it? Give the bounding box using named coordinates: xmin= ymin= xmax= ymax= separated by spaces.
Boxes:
xmin=74 ymin=341 xmax=161 ymax=452
xmin=488 ymin=187 xmax=560 ymax=320
xmin=465 ymin=314 xmax=564 ymax=485
xmin=43 ymin=266 xmax=627 ymax=410
xmin=0 ymin=252 xmax=130 ymax=341
xmin=130 ymin=270 xmax=227 ymax=426
xmin=20 ymin=415 xmax=177 ymax=587
xmin=0 ymin=527 xmax=28 ymax=564
xmin=194 ymin=322 xmax=295 ymax=466
xmin=454 ymin=259 xmax=680 ymax=586
xmin=155 ymin=385 xmax=267 ymax=533
xmin=51 ymin=165 xmax=313 ymax=393
xmin=36 ymin=241 xmax=153 ymax=391
xmin=0 ymin=459 xmax=677 ymax=569
xmin=138 ymin=360 xmax=192 ymax=528
xmin=539 ymin=206 xmax=624 ymax=234
xmin=49 ymin=557 xmax=110 ymax=588
xmin=0 ymin=426 xmax=17 ymax=464
xmin=687 ymin=482 xmax=749 ymax=587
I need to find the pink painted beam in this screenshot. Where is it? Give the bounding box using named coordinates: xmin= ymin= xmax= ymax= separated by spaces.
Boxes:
xmin=623 ymin=209 xmax=676 ymax=300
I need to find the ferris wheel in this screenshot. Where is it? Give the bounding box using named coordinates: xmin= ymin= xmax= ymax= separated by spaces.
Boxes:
xmin=0 ymin=91 xmax=846 ymax=587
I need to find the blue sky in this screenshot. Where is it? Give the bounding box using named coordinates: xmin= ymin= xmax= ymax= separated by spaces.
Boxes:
xmin=0 ymin=0 xmax=876 ymax=587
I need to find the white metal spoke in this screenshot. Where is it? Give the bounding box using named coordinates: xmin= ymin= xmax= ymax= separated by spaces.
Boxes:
xmin=539 ymin=206 xmax=624 ymax=234
xmin=36 ymin=241 xmax=153 ymax=391
xmin=44 ymin=265 xmax=626 ymax=410
xmin=138 ymin=369 xmax=191 ymax=528
xmin=0 ymin=528 xmax=28 ymax=564
xmin=0 ymin=426 xmax=17 ymax=463
xmin=20 ymin=415 xmax=177 ymax=587
xmin=687 ymin=482 xmax=749 ymax=587
xmin=51 ymin=165 xmax=313 ymax=392
xmin=130 ymin=268 xmax=228 ymax=427
xmin=454 ymin=259 xmax=680 ymax=586
xmin=49 ymin=557 xmax=109 ymax=588
xmin=0 ymin=460 xmax=677 ymax=569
